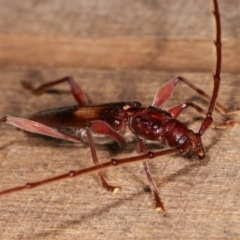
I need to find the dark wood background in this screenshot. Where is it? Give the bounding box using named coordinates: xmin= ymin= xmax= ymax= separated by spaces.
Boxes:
xmin=0 ymin=0 xmax=240 ymax=239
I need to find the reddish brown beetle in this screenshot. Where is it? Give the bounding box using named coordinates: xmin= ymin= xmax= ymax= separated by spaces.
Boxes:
xmin=0 ymin=0 xmax=239 ymax=211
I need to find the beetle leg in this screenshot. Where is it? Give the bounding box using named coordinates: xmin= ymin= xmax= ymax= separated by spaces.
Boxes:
xmin=0 ymin=116 xmax=81 ymax=142
xmin=168 ymin=102 xmax=240 ymax=129
xmin=88 ymin=120 xmax=126 ymax=146
xmin=135 ymin=141 xmax=165 ymax=211
xmin=212 ymin=120 xmax=240 ymax=129
xmin=86 ymin=127 xmax=121 ymax=193
xmin=22 ymin=76 xmax=88 ymax=105
xmin=152 ymin=76 xmax=239 ymax=115
xmin=168 ymin=102 xmax=207 ymax=119
xmin=143 ymin=161 xmax=165 ymax=211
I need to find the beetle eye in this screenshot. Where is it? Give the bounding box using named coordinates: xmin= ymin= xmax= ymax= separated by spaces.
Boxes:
xmin=177 ymin=135 xmax=188 ymax=147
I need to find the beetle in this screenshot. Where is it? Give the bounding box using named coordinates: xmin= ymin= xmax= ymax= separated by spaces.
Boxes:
xmin=0 ymin=0 xmax=239 ymax=211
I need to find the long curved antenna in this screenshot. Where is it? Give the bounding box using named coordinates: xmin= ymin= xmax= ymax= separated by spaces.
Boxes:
xmin=199 ymin=0 xmax=221 ymax=136
xmin=0 ymin=149 xmax=178 ymax=196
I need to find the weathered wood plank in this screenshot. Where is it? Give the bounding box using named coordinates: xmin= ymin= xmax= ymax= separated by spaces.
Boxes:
xmin=0 ymin=35 xmax=240 ymax=73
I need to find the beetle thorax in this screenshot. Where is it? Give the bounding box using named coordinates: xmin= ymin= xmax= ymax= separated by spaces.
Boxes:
xmin=128 ymin=106 xmax=172 ymax=143
xmin=128 ymin=106 xmax=205 ymax=158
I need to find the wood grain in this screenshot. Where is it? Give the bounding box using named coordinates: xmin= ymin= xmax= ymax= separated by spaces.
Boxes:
xmin=0 ymin=0 xmax=240 ymax=240
xmin=0 ymin=35 xmax=240 ymax=73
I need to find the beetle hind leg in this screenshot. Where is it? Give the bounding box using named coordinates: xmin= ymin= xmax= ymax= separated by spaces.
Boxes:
xmin=22 ymin=76 xmax=88 ymax=105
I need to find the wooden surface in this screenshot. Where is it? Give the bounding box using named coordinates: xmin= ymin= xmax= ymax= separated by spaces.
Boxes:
xmin=0 ymin=0 xmax=240 ymax=239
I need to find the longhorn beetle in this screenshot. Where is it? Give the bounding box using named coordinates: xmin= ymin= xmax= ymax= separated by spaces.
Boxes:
xmin=0 ymin=0 xmax=239 ymax=211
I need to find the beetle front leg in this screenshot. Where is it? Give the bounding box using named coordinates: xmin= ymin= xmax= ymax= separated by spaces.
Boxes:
xmin=143 ymin=161 xmax=165 ymax=211
xmin=22 ymin=76 xmax=88 ymax=105
xmin=136 ymin=141 xmax=165 ymax=211
xmin=167 ymin=102 xmax=240 ymax=129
